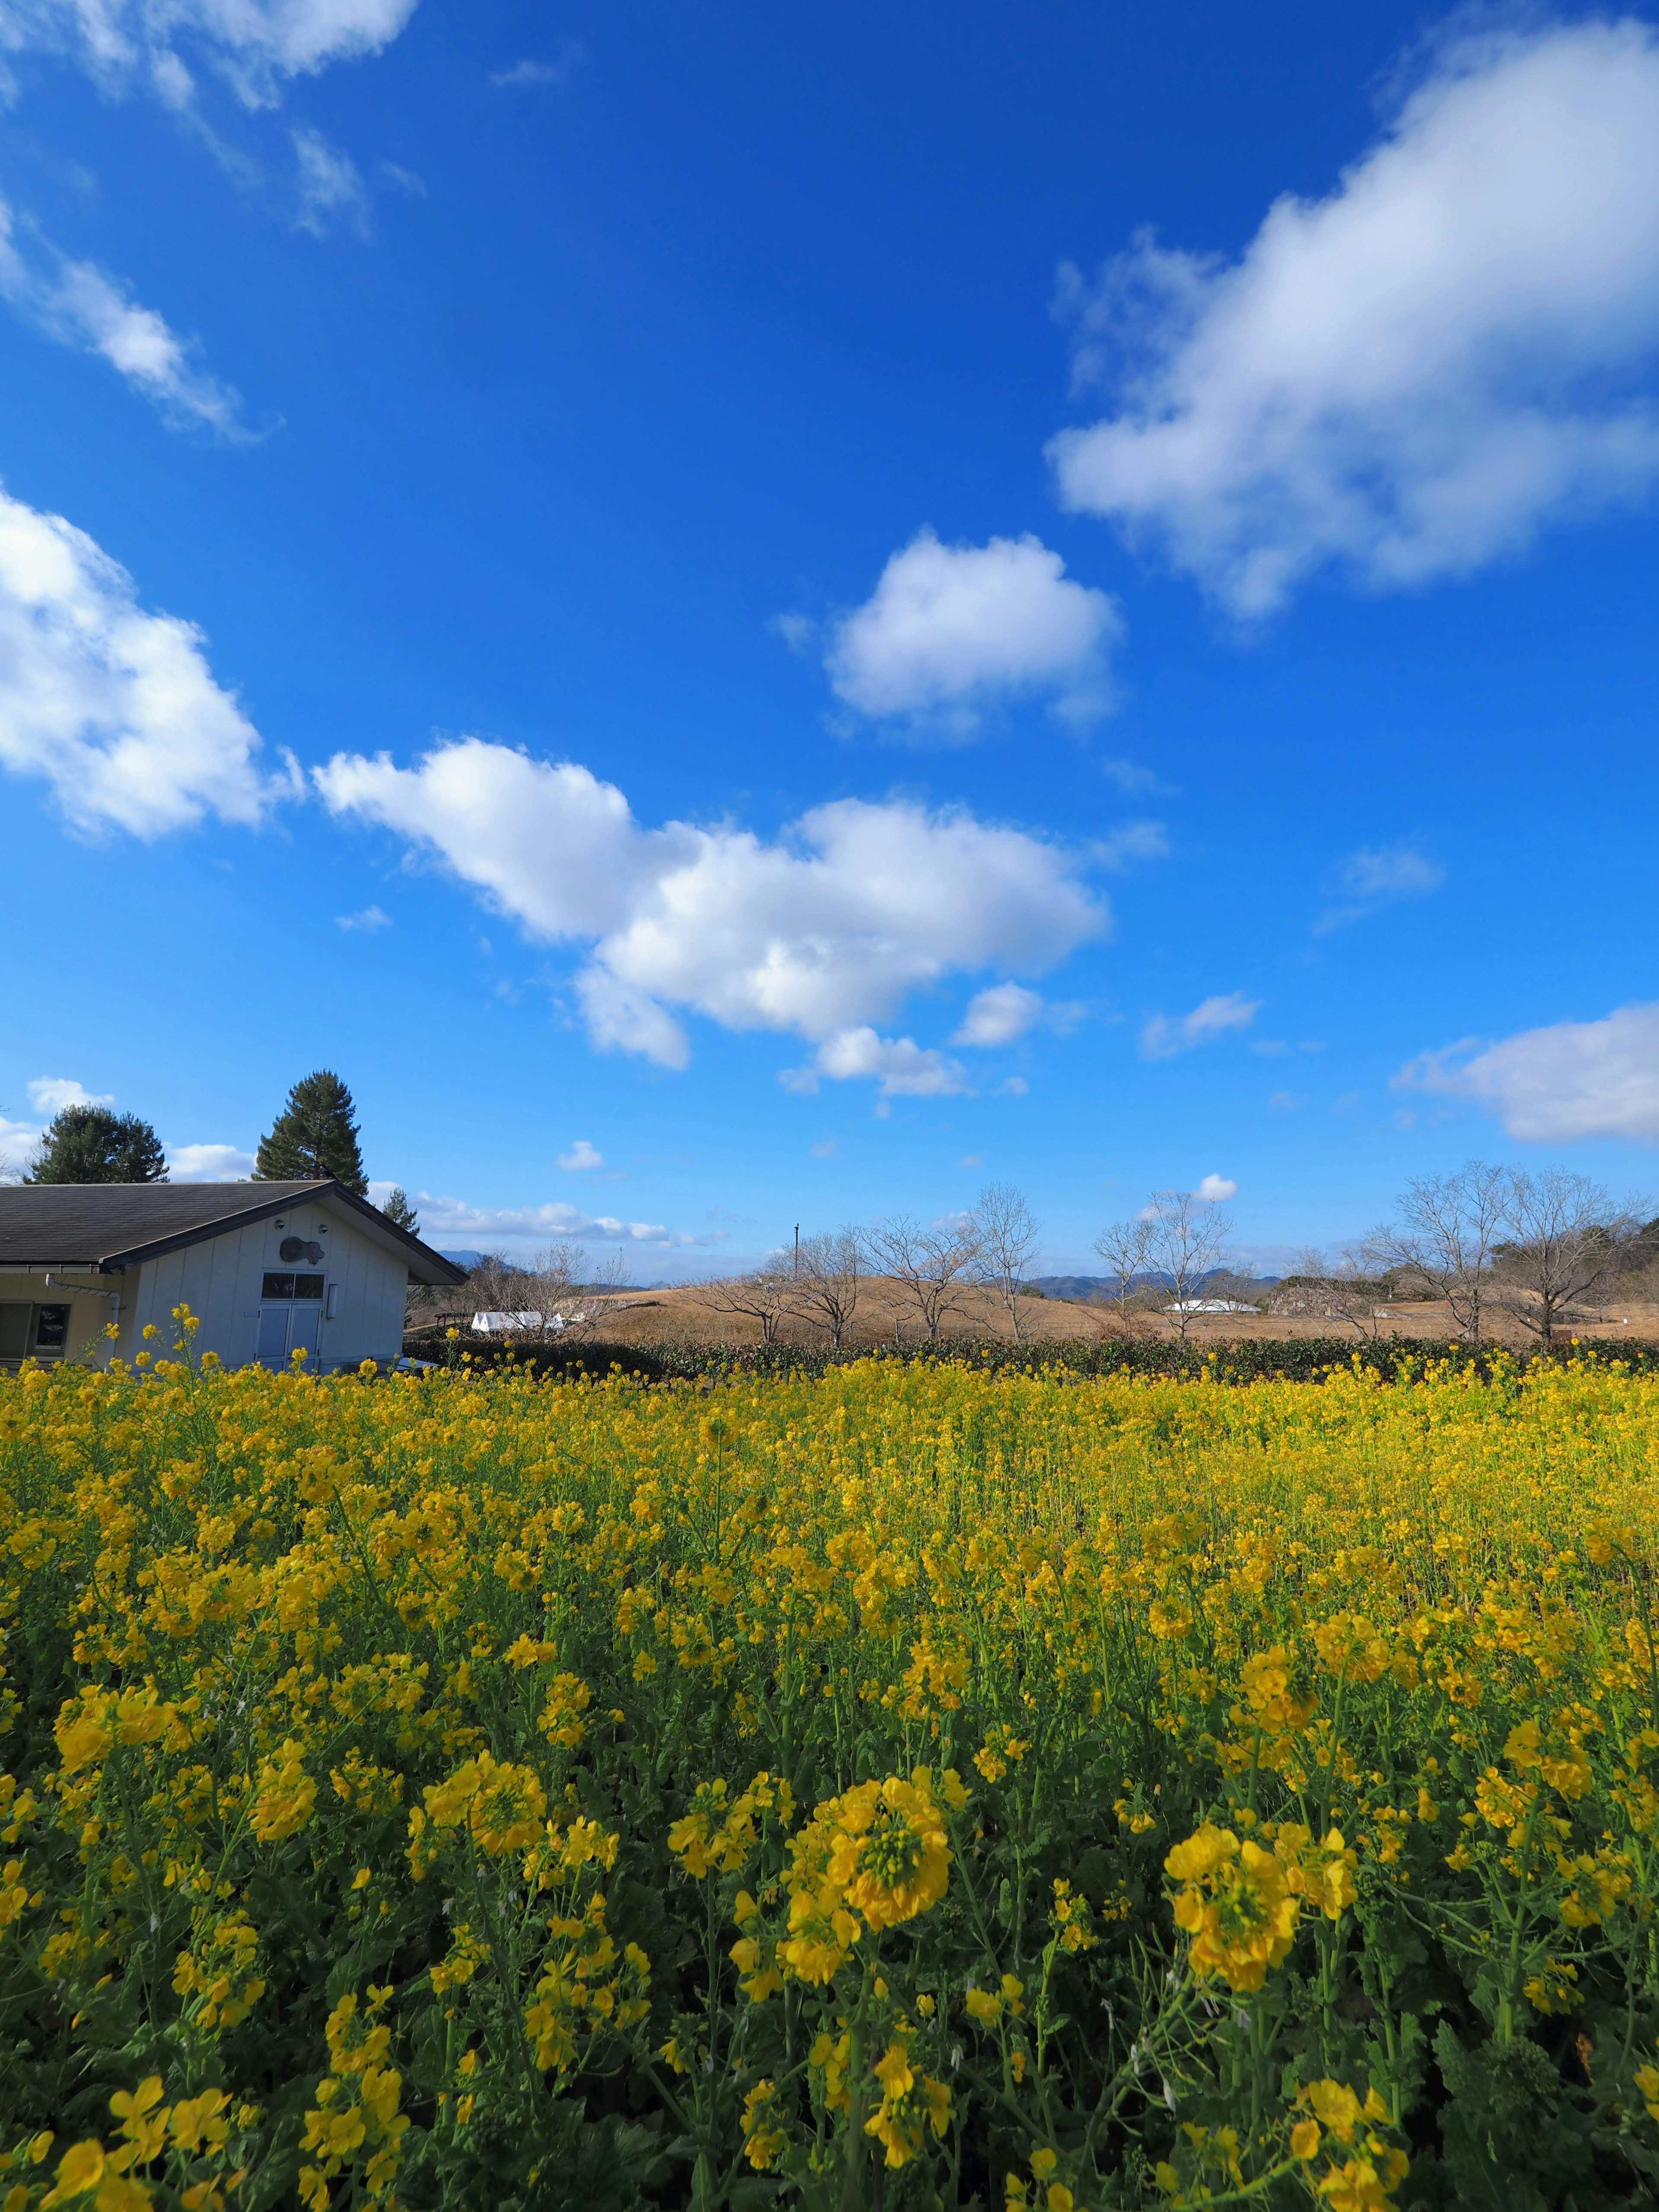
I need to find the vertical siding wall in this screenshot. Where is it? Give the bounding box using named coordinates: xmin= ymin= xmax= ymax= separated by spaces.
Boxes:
xmin=120 ymin=1202 xmax=411 ymax=1372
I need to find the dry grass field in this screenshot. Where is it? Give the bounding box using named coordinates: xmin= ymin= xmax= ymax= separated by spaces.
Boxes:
xmin=460 ymin=1278 xmax=1659 ymax=1351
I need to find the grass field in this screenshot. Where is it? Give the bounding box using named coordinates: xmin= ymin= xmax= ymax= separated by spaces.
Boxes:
xmin=3 ymin=1325 xmax=1659 ymax=2209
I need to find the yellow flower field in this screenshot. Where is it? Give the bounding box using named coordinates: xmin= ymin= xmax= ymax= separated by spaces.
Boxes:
xmin=3 ymin=1325 xmax=1659 ymax=2209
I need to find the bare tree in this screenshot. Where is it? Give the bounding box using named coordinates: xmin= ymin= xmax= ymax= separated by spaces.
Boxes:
xmin=1141 ymin=1188 xmax=1233 ymax=1344
xmin=457 ymin=1245 xmax=642 ymax=1344
xmin=1490 ymin=1168 xmax=1637 ymax=1344
xmin=793 ymin=1229 xmax=864 ymax=1348
xmin=1091 ymin=1216 xmax=1152 ymax=1331
xmin=864 ymin=1215 xmax=982 ymax=1341
xmin=695 ymin=1258 xmax=800 ymax=1344
xmin=1269 ymin=1246 xmax=1402 ymax=1341
xmin=972 ymin=1183 xmax=1040 ymax=1342
xmin=1369 ymin=1162 xmax=1509 ymax=1344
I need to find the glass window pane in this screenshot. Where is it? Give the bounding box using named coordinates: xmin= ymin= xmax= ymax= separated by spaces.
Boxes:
xmin=262 ymin=1273 xmax=296 ymax=1300
xmin=293 ymin=1274 xmax=325 ymax=1301
xmin=32 ymin=1305 xmax=70 ymax=1351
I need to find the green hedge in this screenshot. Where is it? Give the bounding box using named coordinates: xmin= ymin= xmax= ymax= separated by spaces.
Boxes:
xmin=400 ymin=1327 xmax=1659 ymax=1386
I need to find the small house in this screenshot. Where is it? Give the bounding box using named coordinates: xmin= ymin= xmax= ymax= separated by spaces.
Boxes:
xmin=0 ymin=1181 xmax=465 ymax=1373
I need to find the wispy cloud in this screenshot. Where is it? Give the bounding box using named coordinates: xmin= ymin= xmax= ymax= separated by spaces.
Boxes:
xmin=489 ymin=41 xmax=584 ymax=89
xmin=0 ymin=198 xmax=254 ymax=435
xmin=293 ymin=127 xmax=371 ymax=238
xmin=1141 ymin=992 xmax=1260 ymax=1060
xmin=1316 ymin=842 xmax=1445 ymax=931
xmin=336 ymin=904 xmax=391 ymax=931
xmin=402 ymin=1191 xmax=694 ymax=1246
xmin=557 ymin=1139 xmax=604 ymax=1171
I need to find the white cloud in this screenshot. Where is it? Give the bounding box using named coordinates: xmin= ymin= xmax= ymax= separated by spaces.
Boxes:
xmin=1396 ymin=1003 xmax=1659 ymax=1142
xmin=404 ymin=1192 xmax=686 ymax=1245
xmin=1100 ymin=756 xmax=1165 ymax=793
xmin=0 ymin=199 xmax=251 ymax=434
xmin=1141 ymin=991 xmax=1260 ymax=1059
xmin=0 ymin=480 xmax=294 ymax=835
xmin=1317 ymin=842 xmax=1444 ymax=931
xmin=1050 ymin=19 xmax=1659 ymax=614
xmin=29 ymin=1075 xmax=112 ymax=1111
xmin=1194 ymin=1172 xmax=1238 ymax=1203
xmin=336 ymin=904 xmax=390 ymax=930
xmin=953 ymin=982 xmax=1044 ymax=1047
xmin=823 ymin=528 xmax=1122 ymax=731
xmin=167 ymin=1140 xmax=255 ymax=1179
xmin=1095 ymin=819 xmax=1169 ymax=870
xmin=557 ymin=1138 xmax=604 ymax=1171
xmin=785 ymin=1027 xmax=969 ymax=1098
xmin=0 ymin=0 xmax=420 ymax=108
xmin=292 ymin=126 xmax=369 ymax=237
xmin=489 ymin=41 xmax=582 ymax=89
xmin=316 ymin=737 xmax=1104 ymax=1067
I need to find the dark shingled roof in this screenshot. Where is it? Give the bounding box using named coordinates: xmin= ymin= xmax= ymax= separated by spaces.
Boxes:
xmin=0 ymin=1182 xmax=466 ymax=1284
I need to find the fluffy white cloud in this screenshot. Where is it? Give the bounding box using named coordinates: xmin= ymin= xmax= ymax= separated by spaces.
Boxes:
xmin=557 ymin=1139 xmax=604 ymax=1171
xmin=1141 ymin=991 xmax=1260 ymax=1059
xmin=317 ymin=737 xmax=1104 ymax=1067
xmin=784 ymin=1027 xmax=969 ymax=1098
xmin=0 ymin=200 xmax=251 ymax=434
xmin=823 ymin=529 xmax=1122 ymax=730
xmin=953 ymin=983 xmax=1044 ymax=1047
xmin=1051 ymin=20 xmax=1659 ymax=613
xmin=1194 ymin=1173 xmax=1238 ymax=1203
xmin=1397 ymin=1004 xmax=1659 ymax=1142
xmin=167 ymin=1140 xmax=256 ymax=1179
xmin=0 ymin=480 xmax=294 ymax=835
xmin=0 ymin=0 xmax=420 ymax=107
xmin=29 ymin=1075 xmax=111 ymax=1111
xmin=1316 ymin=842 xmax=1445 ymax=931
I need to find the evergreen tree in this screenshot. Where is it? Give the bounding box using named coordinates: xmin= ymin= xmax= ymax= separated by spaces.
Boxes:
xmin=254 ymin=1071 xmax=368 ymax=1193
xmin=381 ymin=1187 xmax=420 ymax=1236
xmin=28 ymin=1106 xmax=168 ymax=1185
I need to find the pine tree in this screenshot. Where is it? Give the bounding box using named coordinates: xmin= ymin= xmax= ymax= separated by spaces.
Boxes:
xmin=381 ymin=1187 xmax=419 ymax=1236
xmin=254 ymin=1072 xmax=368 ymax=1194
xmin=27 ymin=1106 xmax=168 ymax=1185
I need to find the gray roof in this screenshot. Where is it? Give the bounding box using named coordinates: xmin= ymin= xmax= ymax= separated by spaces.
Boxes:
xmin=0 ymin=1181 xmax=466 ymax=1284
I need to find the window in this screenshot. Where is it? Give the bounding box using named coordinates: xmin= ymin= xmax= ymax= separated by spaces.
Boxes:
xmin=0 ymin=1304 xmax=29 ymax=1360
xmin=261 ymin=1272 xmax=296 ymax=1300
xmin=293 ymin=1274 xmax=325 ymax=1301
xmin=33 ymin=1305 xmax=69 ymax=1352
xmin=262 ymin=1273 xmax=325 ymax=1302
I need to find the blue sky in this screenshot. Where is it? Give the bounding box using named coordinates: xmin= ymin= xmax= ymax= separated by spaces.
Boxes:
xmin=3 ymin=0 xmax=1659 ymax=1274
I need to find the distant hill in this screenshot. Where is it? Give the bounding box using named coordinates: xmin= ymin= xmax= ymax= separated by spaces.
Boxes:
xmin=1030 ymin=1276 xmax=1109 ymax=1302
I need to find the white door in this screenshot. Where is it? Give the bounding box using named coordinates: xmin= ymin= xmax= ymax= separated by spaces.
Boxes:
xmin=255 ymin=1307 xmax=290 ymax=1367
xmin=289 ymin=1303 xmax=322 ymax=1367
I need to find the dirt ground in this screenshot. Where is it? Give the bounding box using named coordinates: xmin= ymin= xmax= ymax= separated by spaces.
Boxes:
xmin=442 ymin=1278 xmax=1659 ymax=1352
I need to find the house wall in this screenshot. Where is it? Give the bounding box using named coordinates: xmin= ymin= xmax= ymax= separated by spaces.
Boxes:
xmin=0 ymin=1266 xmax=121 ymax=1367
xmin=115 ymin=1198 xmax=412 ymax=1373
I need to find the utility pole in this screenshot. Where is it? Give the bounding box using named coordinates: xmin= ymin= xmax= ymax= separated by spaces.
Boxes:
xmin=794 ymin=1225 xmax=800 ymax=1275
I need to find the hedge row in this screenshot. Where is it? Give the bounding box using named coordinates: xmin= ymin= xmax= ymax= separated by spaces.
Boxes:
xmin=399 ymin=1326 xmax=1659 ymax=1385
